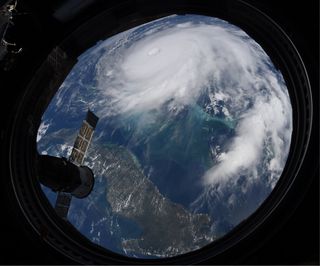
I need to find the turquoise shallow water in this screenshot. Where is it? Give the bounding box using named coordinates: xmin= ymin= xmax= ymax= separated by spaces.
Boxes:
xmin=36 ymin=13 xmax=291 ymax=258
xmin=98 ymin=103 xmax=236 ymax=207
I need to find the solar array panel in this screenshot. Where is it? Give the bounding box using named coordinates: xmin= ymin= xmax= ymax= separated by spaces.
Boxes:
xmin=54 ymin=110 xmax=99 ymax=220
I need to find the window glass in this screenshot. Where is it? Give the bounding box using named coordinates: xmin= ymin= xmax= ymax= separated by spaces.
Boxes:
xmin=37 ymin=14 xmax=292 ymax=258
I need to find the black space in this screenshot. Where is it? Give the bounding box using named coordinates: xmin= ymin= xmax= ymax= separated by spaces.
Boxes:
xmin=0 ymin=0 xmax=318 ymax=264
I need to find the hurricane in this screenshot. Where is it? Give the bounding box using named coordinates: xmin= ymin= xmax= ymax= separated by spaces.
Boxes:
xmin=37 ymin=14 xmax=292 ymax=258
xmin=94 ymin=15 xmax=292 ymax=188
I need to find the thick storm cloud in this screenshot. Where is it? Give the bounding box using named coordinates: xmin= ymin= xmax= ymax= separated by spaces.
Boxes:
xmin=37 ymin=14 xmax=293 ymax=258
xmin=93 ymin=16 xmax=292 ymax=187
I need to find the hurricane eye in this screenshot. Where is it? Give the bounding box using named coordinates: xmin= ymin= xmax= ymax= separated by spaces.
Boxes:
xmin=36 ymin=14 xmax=292 ymax=258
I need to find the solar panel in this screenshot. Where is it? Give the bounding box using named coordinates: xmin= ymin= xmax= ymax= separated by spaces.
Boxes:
xmin=55 ymin=192 xmax=72 ymax=220
xmin=54 ymin=110 xmax=99 ymax=220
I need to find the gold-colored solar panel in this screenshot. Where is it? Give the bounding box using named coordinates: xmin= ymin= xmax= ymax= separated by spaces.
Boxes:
xmin=79 ymin=123 xmax=88 ymax=137
xmin=69 ymin=149 xmax=84 ymax=165
xmin=55 ymin=110 xmax=99 ymax=220
xmin=80 ymin=140 xmax=88 ymax=152
xmin=85 ymin=127 xmax=93 ymax=140
xmin=73 ymin=136 xmax=89 ymax=154
xmin=74 ymin=136 xmax=82 ymax=148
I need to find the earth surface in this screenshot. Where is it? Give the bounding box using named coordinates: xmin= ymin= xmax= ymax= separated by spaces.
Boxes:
xmin=37 ymin=14 xmax=292 ymax=258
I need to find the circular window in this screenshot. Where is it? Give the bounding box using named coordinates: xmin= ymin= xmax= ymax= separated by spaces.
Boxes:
xmin=37 ymin=14 xmax=293 ymax=259
xmin=8 ymin=1 xmax=313 ymax=264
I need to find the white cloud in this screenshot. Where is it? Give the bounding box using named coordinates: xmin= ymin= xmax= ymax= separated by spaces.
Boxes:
xmin=36 ymin=120 xmax=51 ymax=142
xmin=92 ymin=15 xmax=292 ymax=187
xmin=95 ymin=23 xmax=265 ymax=115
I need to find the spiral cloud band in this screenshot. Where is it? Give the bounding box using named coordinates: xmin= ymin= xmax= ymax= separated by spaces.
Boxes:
xmin=92 ymin=15 xmax=292 ymax=188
